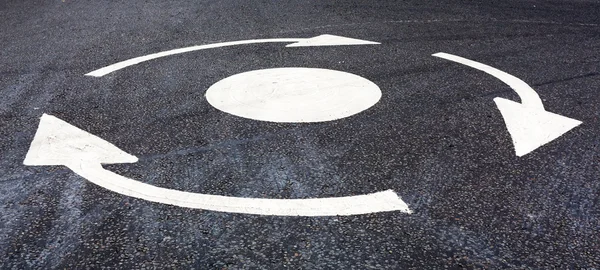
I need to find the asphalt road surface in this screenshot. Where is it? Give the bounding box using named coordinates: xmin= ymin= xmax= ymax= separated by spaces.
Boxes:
xmin=2 ymin=0 xmax=600 ymax=268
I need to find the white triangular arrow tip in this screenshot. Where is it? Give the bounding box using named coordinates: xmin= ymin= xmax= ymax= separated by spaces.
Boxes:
xmin=286 ymin=34 xmax=380 ymax=47
xmin=23 ymin=114 xmax=138 ymax=166
xmin=494 ymin=98 xmax=582 ymax=157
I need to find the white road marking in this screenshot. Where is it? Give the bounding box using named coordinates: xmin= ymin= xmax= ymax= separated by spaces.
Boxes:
xmin=205 ymin=67 xmax=382 ymax=123
xmin=24 ymin=114 xmax=412 ymax=216
xmin=85 ymin=35 xmax=379 ymax=77
xmin=285 ymin=34 xmax=380 ymax=47
xmin=433 ymin=52 xmax=544 ymax=109
xmin=433 ymin=52 xmax=582 ymax=156
xmin=493 ymin=98 xmax=582 ymax=157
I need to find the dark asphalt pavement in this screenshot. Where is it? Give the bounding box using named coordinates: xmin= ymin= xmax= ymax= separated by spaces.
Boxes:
xmin=1 ymin=0 xmax=600 ymax=268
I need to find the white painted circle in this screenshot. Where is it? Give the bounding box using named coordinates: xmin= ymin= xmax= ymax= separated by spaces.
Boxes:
xmin=205 ymin=67 xmax=381 ymax=123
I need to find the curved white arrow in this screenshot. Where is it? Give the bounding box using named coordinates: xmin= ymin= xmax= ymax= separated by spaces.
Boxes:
xmin=433 ymin=52 xmax=582 ymax=157
xmin=86 ymin=34 xmax=380 ymax=77
xmin=23 ymin=114 xmax=412 ymax=216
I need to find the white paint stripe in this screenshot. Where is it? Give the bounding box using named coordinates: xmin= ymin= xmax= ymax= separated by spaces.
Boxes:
xmin=86 ymin=35 xmax=380 ymax=77
xmin=24 ymin=114 xmax=412 ymax=216
xmin=69 ymin=162 xmax=412 ymax=216
xmin=432 ymin=52 xmax=545 ymax=109
xmin=86 ymin=38 xmax=301 ymax=77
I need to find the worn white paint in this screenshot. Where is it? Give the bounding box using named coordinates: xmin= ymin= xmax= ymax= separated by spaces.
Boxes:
xmin=86 ymin=35 xmax=379 ymax=77
xmin=205 ymin=68 xmax=382 ymax=123
xmin=23 ymin=115 xmax=138 ymax=166
xmin=24 ymin=114 xmax=412 ymax=216
xmin=433 ymin=52 xmax=582 ymax=156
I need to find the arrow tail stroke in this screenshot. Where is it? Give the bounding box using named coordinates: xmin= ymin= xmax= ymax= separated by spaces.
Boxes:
xmin=433 ymin=52 xmax=582 ymax=156
xmin=24 ymin=114 xmax=410 ymax=216
xmin=86 ymin=35 xmax=379 ymax=77
xmin=71 ymin=162 xmax=410 ymax=216
xmin=433 ymin=52 xmax=544 ymax=109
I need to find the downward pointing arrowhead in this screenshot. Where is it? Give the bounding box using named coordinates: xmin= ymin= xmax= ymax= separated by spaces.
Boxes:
xmin=494 ymin=98 xmax=582 ymax=157
xmin=286 ymin=34 xmax=380 ymax=47
xmin=23 ymin=114 xmax=138 ymax=166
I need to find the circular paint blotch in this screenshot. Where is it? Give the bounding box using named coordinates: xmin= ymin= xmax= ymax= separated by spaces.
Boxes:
xmin=205 ymin=68 xmax=381 ymax=123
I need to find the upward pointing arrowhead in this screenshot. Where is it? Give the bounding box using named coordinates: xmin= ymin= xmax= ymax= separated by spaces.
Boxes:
xmin=23 ymin=114 xmax=138 ymax=166
xmin=493 ymin=98 xmax=582 ymax=157
xmin=286 ymin=34 xmax=380 ymax=47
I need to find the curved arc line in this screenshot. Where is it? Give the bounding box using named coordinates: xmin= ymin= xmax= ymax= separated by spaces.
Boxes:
xmin=67 ymin=162 xmax=412 ymax=216
xmin=86 ymin=38 xmax=303 ymax=77
xmin=432 ymin=52 xmax=545 ymax=109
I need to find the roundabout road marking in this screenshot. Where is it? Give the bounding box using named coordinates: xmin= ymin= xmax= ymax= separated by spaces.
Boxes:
xmin=433 ymin=52 xmax=582 ymax=157
xmin=23 ymin=114 xmax=412 ymax=216
xmin=27 ymin=36 xmax=581 ymax=216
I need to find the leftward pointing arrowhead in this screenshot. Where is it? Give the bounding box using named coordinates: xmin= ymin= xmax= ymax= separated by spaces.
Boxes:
xmin=493 ymin=98 xmax=582 ymax=157
xmin=286 ymin=34 xmax=380 ymax=47
xmin=23 ymin=114 xmax=138 ymax=166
